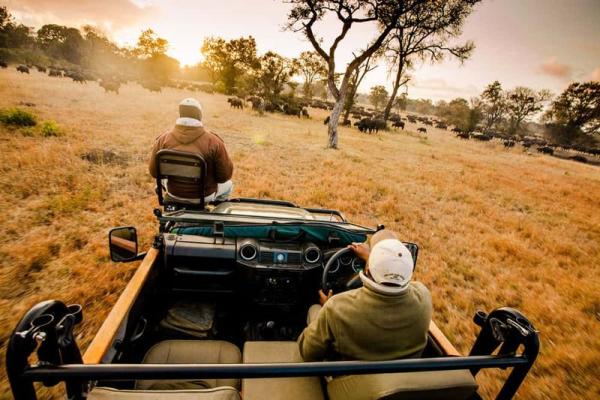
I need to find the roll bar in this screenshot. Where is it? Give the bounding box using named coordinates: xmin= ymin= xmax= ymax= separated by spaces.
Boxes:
xmin=6 ymin=302 xmax=539 ymax=400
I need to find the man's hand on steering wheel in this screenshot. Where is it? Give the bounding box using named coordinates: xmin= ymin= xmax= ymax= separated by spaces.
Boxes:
xmin=319 ymin=289 xmax=333 ymax=306
xmin=348 ymin=242 xmax=370 ymax=261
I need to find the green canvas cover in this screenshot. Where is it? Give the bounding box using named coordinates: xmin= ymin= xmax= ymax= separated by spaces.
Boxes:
xmin=171 ymin=224 xmax=367 ymax=246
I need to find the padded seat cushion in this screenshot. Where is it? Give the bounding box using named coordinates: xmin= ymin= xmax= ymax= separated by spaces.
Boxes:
xmin=242 ymin=341 xmax=325 ymax=400
xmin=136 ymin=340 xmax=242 ymax=391
xmin=327 ymin=369 xmax=478 ymax=400
xmin=88 ymin=387 xmax=240 ymax=400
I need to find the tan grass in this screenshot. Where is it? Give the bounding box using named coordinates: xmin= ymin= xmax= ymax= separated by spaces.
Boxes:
xmin=0 ymin=69 xmax=599 ymax=399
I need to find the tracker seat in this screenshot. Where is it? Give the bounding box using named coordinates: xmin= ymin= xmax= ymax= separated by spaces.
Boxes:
xmin=88 ymin=387 xmax=240 ymax=400
xmin=242 ymin=341 xmax=477 ymax=400
xmin=88 ymin=340 xmax=242 ymax=400
xmin=326 ymin=369 xmax=478 ymax=400
xmin=242 ymin=341 xmax=325 ymax=400
xmin=155 ymin=149 xmax=207 ymax=210
xmin=136 ymin=340 xmax=242 ymax=391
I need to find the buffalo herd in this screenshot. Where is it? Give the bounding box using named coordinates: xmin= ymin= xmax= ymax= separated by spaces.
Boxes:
xmin=231 ymin=96 xmax=310 ymax=118
xmin=2 ymin=61 xmax=598 ymax=165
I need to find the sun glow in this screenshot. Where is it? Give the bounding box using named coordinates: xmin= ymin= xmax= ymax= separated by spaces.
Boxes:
xmin=168 ymin=44 xmax=203 ymax=67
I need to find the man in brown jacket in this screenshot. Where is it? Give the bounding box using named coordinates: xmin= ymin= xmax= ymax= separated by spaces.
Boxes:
xmin=149 ymin=98 xmax=234 ymax=203
xmin=298 ymin=229 xmax=432 ymax=362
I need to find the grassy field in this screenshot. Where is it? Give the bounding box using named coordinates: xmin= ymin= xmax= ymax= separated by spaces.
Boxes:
xmin=0 ymin=68 xmax=598 ymax=399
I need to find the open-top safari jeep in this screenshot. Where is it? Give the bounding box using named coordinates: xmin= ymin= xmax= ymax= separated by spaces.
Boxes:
xmin=7 ymin=151 xmax=539 ymax=400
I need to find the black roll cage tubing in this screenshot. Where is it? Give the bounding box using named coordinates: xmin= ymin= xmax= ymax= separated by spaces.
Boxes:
xmin=6 ymin=302 xmax=539 ymax=400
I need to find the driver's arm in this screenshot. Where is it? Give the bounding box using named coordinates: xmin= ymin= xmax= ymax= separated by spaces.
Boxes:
xmin=297 ymin=303 xmax=336 ymax=361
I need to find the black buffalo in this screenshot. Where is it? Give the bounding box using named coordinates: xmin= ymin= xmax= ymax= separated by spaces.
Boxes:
xmin=357 ymin=118 xmax=386 ymax=134
xmin=70 ymin=73 xmax=86 ymax=84
xmin=392 ymin=120 xmax=405 ymax=130
xmin=17 ymin=65 xmax=29 ymax=74
xmin=537 ymin=146 xmax=554 ymax=155
xmin=99 ymin=80 xmax=121 ymax=94
xmin=0 ymin=61 xmax=8 ymax=69
xmin=569 ymin=155 xmax=587 ymax=163
xmin=417 ymin=127 xmax=427 ymax=134
xmin=472 ymin=133 xmax=492 ymax=142
xmin=227 ymin=97 xmax=244 ymax=109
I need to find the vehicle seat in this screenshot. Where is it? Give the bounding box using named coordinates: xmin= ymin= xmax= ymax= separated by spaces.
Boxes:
xmin=326 ymin=369 xmax=478 ymax=400
xmin=88 ymin=387 xmax=240 ymax=400
xmin=242 ymin=341 xmax=325 ymax=400
xmin=135 ymin=340 xmax=242 ymax=391
xmin=155 ymin=149 xmax=207 ymax=210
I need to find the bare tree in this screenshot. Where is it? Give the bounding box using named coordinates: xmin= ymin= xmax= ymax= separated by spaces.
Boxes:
xmin=382 ymin=0 xmax=479 ymax=121
xmin=286 ymin=0 xmax=423 ymax=148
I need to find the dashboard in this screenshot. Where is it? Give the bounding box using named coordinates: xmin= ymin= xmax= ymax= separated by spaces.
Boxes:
xmin=236 ymin=239 xmax=324 ymax=271
xmin=163 ymin=233 xmax=417 ymax=305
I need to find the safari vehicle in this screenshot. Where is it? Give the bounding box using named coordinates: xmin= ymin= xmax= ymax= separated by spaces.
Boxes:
xmin=7 ymin=151 xmax=540 ymax=400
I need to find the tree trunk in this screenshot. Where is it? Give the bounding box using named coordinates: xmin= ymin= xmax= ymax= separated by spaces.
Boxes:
xmin=328 ymin=99 xmax=345 ymax=149
xmin=343 ymin=85 xmax=358 ymax=122
xmin=325 ymin=64 xmax=355 ymax=148
xmin=383 ymin=62 xmax=404 ymax=121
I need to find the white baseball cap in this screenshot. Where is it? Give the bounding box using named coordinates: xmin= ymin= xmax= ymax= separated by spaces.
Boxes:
xmin=360 ymin=238 xmax=414 ymax=295
xmin=179 ymin=98 xmax=203 ymax=121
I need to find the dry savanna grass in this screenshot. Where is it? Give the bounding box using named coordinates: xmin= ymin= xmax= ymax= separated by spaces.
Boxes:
xmin=0 ymin=68 xmax=599 ymax=399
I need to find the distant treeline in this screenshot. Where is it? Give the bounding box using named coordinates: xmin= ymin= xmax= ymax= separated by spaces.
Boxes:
xmin=369 ymin=82 xmax=598 ymax=146
xmin=1 ymin=5 xmax=597 ymax=147
xmin=0 ymin=6 xmax=209 ymax=83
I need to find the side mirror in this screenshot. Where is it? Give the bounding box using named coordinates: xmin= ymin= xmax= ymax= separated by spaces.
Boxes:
xmin=109 ymin=227 xmax=139 ymax=262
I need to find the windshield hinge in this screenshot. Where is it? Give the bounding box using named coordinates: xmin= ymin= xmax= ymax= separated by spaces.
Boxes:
xmin=213 ymin=222 xmax=225 ymax=243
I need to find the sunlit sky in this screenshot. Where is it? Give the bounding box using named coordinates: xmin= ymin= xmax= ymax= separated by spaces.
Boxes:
xmin=7 ymin=0 xmax=600 ymax=101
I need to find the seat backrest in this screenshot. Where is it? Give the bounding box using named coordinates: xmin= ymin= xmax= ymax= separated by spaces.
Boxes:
xmin=155 ymin=149 xmax=207 ymax=209
xmin=88 ymin=386 xmax=240 ymax=400
xmin=327 ymin=370 xmax=478 ymax=400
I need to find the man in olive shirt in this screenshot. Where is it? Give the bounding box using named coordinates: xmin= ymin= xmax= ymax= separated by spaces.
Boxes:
xmin=298 ymin=230 xmax=432 ymax=361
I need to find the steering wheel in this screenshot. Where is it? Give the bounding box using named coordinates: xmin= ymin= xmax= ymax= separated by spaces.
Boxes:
xmin=322 ymin=247 xmax=363 ymax=292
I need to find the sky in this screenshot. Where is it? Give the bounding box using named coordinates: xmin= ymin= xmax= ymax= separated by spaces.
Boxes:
xmin=6 ymin=0 xmax=600 ymax=102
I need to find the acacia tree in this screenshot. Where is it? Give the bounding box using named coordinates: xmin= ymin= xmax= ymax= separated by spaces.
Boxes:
xmin=382 ymin=0 xmax=478 ymax=122
xmin=438 ymin=98 xmax=470 ymax=131
xmin=201 ymin=36 xmax=258 ymax=94
xmin=294 ymin=51 xmax=327 ymax=99
xmin=0 ymin=6 xmax=32 ymax=49
xmin=369 ymin=85 xmax=389 ymax=111
xmin=480 ymin=80 xmax=506 ymax=131
xmin=506 ymin=87 xmax=552 ymax=136
xmin=287 ymin=0 xmax=423 ymax=148
xmin=134 ymin=29 xmax=168 ymax=58
xmin=253 ymin=51 xmax=298 ymax=102
xmin=394 ymin=92 xmax=408 ymax=113
xmin=545 ymin=81 xmax=600 ymax=135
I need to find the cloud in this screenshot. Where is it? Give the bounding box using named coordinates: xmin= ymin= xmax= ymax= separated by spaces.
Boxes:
xmin=591 ymin=68 xmax=600 ymax=82
xmin=409 ymin=77 xmax=480 ymax=100
xmin=538 ymin=57 xmax=572 ymax=80
xmin=5 ymin=0 xmax=157 ymax=32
